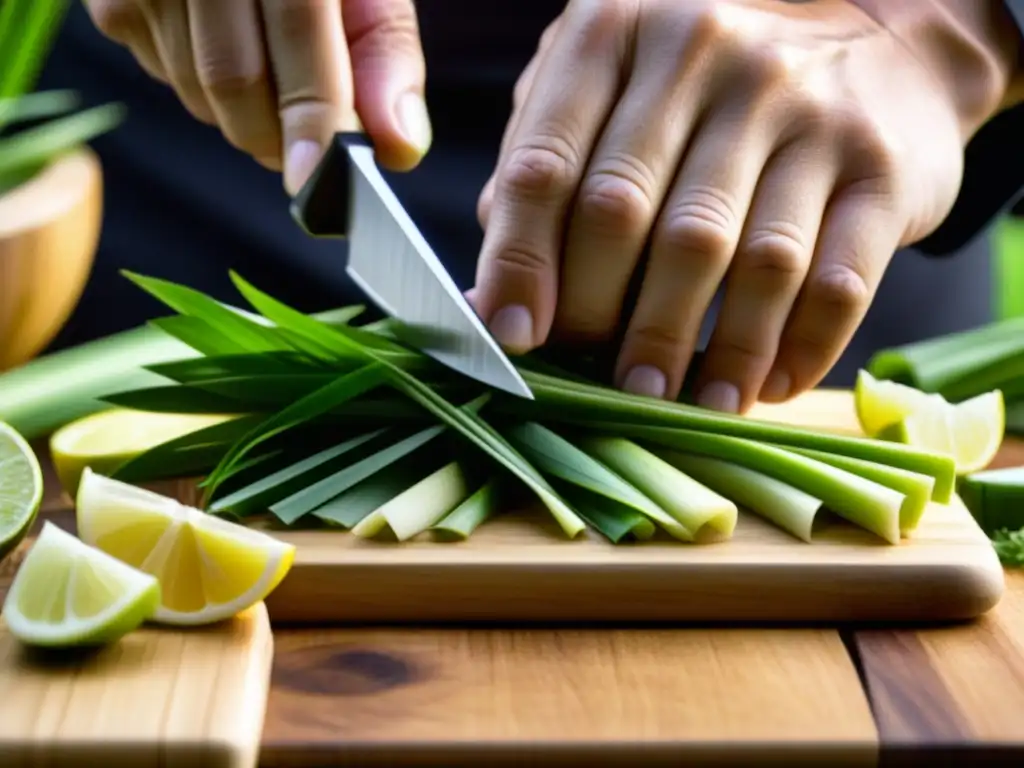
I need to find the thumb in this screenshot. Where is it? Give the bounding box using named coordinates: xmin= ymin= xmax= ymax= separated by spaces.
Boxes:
xmin=344 ymin=0 xmax=430 ymax=171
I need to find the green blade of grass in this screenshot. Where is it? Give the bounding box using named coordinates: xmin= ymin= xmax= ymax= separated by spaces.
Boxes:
xmin=0 ymin=0 xmax=70 ymax=101
xmin=207 ymin=428 xmax=387 ymax=516
xmin=147 ymin=352 xmax=324 ymax=383
xmin=0 ymin=90 xmax=78 ymax=128
xmin=516 ymin=371 xmax=956 ymax=503
xmin=503 ymin=422 xmax=692 ymax=541
xmin=104 ymin=385 xmax=247 ymax=414
xmin=149 ymin=316 xmax=254 ymax=357
xmin=0 ymin=103 xmax=126 ymax=179
xmin=228 ymin=271 xmax=587 ymax=538
xmin=666 ymin=453 xmax=824 ymax=543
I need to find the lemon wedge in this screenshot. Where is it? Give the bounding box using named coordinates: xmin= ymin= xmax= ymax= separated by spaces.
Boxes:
xmin=75 ymin=469 xmax=295 ymax=626
xmin=50 ymin=409 xmax=233 ymax=498
xmin=854 ymin=369 xmax=940 ymax=438
xmin=3 ymin=522 xmax=161 ymax=648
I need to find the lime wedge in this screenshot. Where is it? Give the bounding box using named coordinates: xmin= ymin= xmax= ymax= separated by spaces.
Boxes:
xmin=0 ymin=420 xmax=43 ymax=560
xmin=50 ymin=409 xmax=232 ymax=497
xmin=854 ymin=369 xmax=938 ymax=437
xmin=884 ymin=390 xmax=1005 ymax=475
xmin=3 ymin=521 xmax=161 ymax=648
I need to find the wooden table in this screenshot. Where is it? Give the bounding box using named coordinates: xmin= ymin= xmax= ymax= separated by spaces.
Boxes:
xmin=6 ymin=443 xmax=1024 ymax=767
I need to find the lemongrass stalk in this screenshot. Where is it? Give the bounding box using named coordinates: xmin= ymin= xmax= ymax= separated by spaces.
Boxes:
xmin=351 ymin=461 xmax=471 ymax=541
xmin=959 ymin=465 xmax=1024 ymax=534
xmin=783 ymin=447 xmax=934 ymax=536
xmin=867 ymin=317 xmax=1024 ymax=401
xmin=581 ymin=436 xmax=737 ymax=541
xmin=604 ymin=426 xmax=904 ymax=544
xmin=431 ymin=477 xmax=502 ymax=540
xmin=515 ymin=371 xmax=956 ymax=502
xmin=666 ymin=453 xmax=823 ymax=542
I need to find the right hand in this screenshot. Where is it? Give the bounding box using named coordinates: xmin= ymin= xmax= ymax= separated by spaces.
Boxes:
xmin=85 ymin=0 xmax=433 ymax=192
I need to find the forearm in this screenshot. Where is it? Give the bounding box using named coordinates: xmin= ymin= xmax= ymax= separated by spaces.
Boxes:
xmin=850 ymin=0 xmax=1023 ymax=139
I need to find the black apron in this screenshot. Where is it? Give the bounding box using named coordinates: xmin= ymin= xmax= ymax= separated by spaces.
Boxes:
xmin=35 ymin=1 xmax=996 ymax=386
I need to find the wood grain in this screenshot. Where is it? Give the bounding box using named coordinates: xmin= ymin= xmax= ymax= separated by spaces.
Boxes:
xmin=854 ymin=438 xmax=1024 ymax=765
xmin=261 ymin=626 xmax=878 ymax=767
xmin=0 ymin=454 xmax=274 ymax=768
xmin=202 ymin=390 xmax=1002 ymax=625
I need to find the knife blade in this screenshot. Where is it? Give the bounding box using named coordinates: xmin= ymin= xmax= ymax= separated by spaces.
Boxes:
xmin=290 ymin=132 xmax=533 ymax=400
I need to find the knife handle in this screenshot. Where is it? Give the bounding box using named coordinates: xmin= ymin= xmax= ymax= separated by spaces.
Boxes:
xmin=289 ymin=131 xmax=372 ymax=238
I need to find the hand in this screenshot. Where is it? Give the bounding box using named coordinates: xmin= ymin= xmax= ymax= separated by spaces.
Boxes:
xmin=474 ymin=0 xmax=1019 ymax=411
xmin=84 ymin=0 xmax=433 ymax=191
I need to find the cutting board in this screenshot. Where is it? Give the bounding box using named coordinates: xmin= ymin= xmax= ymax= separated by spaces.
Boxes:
xmin=0 ymin=602 xmax=273 ymax=767
xmin=212 ymin=390 xmax=1006 ymax=625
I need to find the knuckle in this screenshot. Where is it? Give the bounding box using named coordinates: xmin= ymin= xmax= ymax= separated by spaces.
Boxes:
xmin=806 ymin=264 xmax=871 ymax=316
xmin=490 ymin=244 xmax=554 ymax=276
xmin=348 ymin=7 xmax=421 ymax=58
xmin=657 ymin=188 xmax=739 ymax=267
xmin=689 ymin=6 xmax=731 ymax=48
xmin=572 ymin=0 xmax=632 ymax=49
xmin=274 ymin=0 xmax=327 ymax=41
xmin=500 ymin=139 xmax=579 ymax=200
xmin=87 ymin=0 xmax=138 ymax=40
xmin=741 ymin=224 xmax=809 ymax=280
xmin=712 ymin=336 xmax=774 ymax=369
xmin=576 ymin=168 xmax=654 ymax=236
xmin=196 ymin=62 xmax=267 ymax=102
xmin=627 ymin=323 xmax=688 ymax=355
xmin=842 ymin=113 xmax=902 ymax=178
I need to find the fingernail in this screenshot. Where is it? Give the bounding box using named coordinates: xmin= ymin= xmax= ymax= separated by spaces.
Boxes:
xmin=489 ymin=305 xmax=533 ymax=352
xmin=698 ymin=381 xmax=740 ymax=413
xmin=397 ymin=91 xmax=432 ymax=153
xmin=284 ymin=139 xmax=322 ymax=195
xmin=622 ymin=365 xmax=667 ymax=399
xmin=761 ymin=370 xmax=791 ymax=401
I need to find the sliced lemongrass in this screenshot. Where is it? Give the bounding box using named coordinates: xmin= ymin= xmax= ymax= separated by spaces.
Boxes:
xmin=503 ymin=422 xmax=692 ymax=541
xmin=311 ymin=455 xmax=434 ymax=529
xmin=783 ymin=446 xmax=934 ymax=536
xmin=351 ymin=461 xmax=471 ymax=541
xmin=431 ymin=477 xmax=503 ymax=541
xmin=604 ymin=426 xmax=903 ymax=544
xmin=665 ymin=453 xmax=823 ymax=543
xmin=581 ymin=436 xmax=737 ymax=541
xmin=959 ymin=465 xmax=1024 ymax=535
xmin=516 ymin=371 xmax=956 ymax=503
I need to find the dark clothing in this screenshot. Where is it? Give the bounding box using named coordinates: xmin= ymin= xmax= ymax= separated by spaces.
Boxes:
xmin=36 ymin=2 xmax=1018 ymax=385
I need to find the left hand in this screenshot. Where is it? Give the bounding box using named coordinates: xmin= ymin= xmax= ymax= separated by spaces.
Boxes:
xmin=471 ymin=0 xmax=1006 ymax=412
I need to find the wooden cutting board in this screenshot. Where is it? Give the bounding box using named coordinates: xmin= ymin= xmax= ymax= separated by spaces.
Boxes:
xmin=193 ymin=388 xmax=999 ymax=626
xmin=0 ymin=602 xmax=273 ymax=767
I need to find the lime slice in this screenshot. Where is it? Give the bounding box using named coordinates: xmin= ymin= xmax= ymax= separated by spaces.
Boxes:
xmin=885 ymin=390 xmax=1005 ymax=475
xmin=854 ymin=369 xmax=939 ymax=437
xmin=50 ymin=409 xmax=232 ymax=497
xmin=3 ymin=521 xmax=161 ymax=648
xmin=0 ymin=420 xmax=43 ymax=560
xmin=76 ymin=469 xmax=294 ymax=626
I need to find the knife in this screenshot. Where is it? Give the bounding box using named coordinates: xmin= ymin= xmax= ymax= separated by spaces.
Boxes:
xmin=290 ymin=131 xmax=533 ymax=400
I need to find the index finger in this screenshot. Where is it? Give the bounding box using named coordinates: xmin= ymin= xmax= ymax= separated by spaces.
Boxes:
xmin=260 ymin=0 xmax=356 ymax=193
xmin=472 ymin=0 xmax=627 ymax=353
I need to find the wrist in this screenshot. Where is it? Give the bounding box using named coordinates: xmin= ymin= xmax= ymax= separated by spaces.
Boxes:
xmin=849 ymin=0 xmax=1023 ymax=138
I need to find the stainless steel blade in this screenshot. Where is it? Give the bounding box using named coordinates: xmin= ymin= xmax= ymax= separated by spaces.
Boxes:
xmin=342 ymin=143 xmax=534 ymax=399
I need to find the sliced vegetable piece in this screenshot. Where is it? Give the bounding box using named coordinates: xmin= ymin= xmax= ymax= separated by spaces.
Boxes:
xmin=431 ymin=477 xmax=503 ymax=540
xmin=959 ymin=465 xmax=1024 ymax=534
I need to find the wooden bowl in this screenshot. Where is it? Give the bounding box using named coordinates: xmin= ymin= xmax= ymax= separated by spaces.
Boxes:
xmin=0 ymin=148 xmax=103 ymax=370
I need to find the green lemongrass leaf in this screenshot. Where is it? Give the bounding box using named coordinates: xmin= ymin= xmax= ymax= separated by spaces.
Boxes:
xmin=503 ymin=422 xmax=692 ymax=541
xmin=194 ymin=374 xmax=342 ymax=405
xmin=785 ymin=446 xmax=934 ymax=535
xmin=1006 ymin=400 xmax=1024 ymax=437
xmin=667 ymin=453 xmax=823 ymax=543
xmin=112 ymin=414 xmax=264 ymax=483
xmin=229 ymin=272 xmax=587 ymax=538
xmin=0 ymin=103 xmax=126 ymax=180
xmin=553 ymin=481 xmax=656 ymax=543
xmin=615 ymin=428 xmax=904 ymax=544
xmin=104 ymin=385 xmax=247 ymax=414
xmin=0 ymin=90 xmax=78 ymax=127
xmin=519 ymin=371 xmax=956 ymax=503
xmin=959 ymin=465 xmax=1024 ymax=534
xmin=991 ymin=528 xmax=1024 ymax=567
xmin=0 ymin=0 xmax=71 ymax=101
xmin=147 ymin=351 xmax=324 ymax=383
xmin=124 ymin=271 xmax=291 ymax=354
xmin=149 ymin=316 xmax=253 ymax=357
xmin=207 ymin=428 xmax=387 ymax=515
xmin=204 ymin=362 xmax=388 ymax=492
xmin=430 ymin=477 xmax=503 ymax=540
xmin=311 ymin=453 xmax=439 ymax=529
xmin=867 ymin=317 xmax=1024 ymax=401
xmin=351 ymin=461 xmax=472 ymax=541
xmin=270 ymin=423 xmax=449 ymax=524
xmin=582 ymin=436 xmax=737 ymax=540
